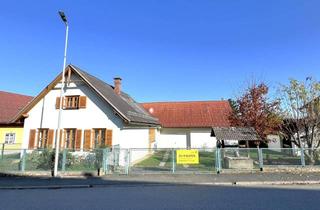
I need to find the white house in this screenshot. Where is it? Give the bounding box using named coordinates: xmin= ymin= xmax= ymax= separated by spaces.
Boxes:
xmin=141 ymin=101 xmax=233 ymax=149
xmin=12 ymin=64 xmax=160 ymax=163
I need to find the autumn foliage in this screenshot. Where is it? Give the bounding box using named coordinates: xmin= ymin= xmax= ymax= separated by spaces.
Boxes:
xmin=229 ymin=83 xmax=281 ymax=141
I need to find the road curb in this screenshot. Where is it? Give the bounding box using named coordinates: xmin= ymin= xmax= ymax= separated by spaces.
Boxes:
xmin=199 ymin=180 xmax=320 ymax=186
xmin=0 ymin=184 xmax=92 ymax=190
xmin=1 ymin=180 xmax=320 ymax=190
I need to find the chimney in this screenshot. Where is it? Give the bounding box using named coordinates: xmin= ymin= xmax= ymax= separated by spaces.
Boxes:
xmin=114 ymin=77 xmax=122 ymax=95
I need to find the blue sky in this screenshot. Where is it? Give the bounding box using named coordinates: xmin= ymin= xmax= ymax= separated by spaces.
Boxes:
xmin=1 ymin=0 xmax=319 ymax=102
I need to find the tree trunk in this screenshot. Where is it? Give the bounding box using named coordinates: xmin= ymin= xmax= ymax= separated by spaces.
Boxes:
xmin=305 ymin=149 xmax=315 ymax=165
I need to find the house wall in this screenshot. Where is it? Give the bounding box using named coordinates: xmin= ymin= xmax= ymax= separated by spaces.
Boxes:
xmin=156 ymin=128 xmax=216 ymax=149
xmin=0 ymin=127 xmax=24 ymax=150
xmin=267 ymin=134 xmax=282 ymax=152
xmin=119 ymin=128 xmax=153 ymax=163
xmin=190 ymin=128 xmax=216 ymax=149
xmin=22 ymin=73 xmax=148 ymax=151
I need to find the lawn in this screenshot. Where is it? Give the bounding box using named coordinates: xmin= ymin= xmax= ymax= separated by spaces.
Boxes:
xmin=134 ymin=150 xmax=216 ymax=172
xmin=0 ymin=152 xmax=21 ymax=171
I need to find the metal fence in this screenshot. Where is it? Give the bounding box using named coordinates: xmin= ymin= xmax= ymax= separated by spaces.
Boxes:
xmin=0 ymin=147 xmax=319 ymax=175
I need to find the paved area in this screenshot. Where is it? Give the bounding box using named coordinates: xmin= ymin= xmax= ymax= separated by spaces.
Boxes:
xmin=0 ymin=172 xmax=320 ymax=188
xmin=0 ymin=184 xmax=320 ymax=210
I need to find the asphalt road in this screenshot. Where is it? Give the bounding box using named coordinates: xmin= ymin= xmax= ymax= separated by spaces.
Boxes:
xmin=0 ymin=184 xmax=319 ymax=210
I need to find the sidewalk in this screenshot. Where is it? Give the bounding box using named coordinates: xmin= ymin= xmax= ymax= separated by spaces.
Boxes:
xmin=1 ymin=172 xmax=320 ymax=189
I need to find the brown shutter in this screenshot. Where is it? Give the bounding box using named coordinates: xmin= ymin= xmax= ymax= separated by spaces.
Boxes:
xmin=75 ymin=129 xmax=82 ymax=150
xmin=79 ymin=96 xmax=87 ymax=108
xmin=55 ymin=97 xmax=60 ymax=109
xmin=47 ymin=129 xmax=54 ymax=148
xmin=28 ymin=129 xmax=36 ymax=149
xmin=56 ymin=97 xmax=65 ymax=109
xmin=149 ymin=128 xmax=156 ymax=143
xmin=84 ymin=129 xmax=91 ymax=150
xmin=106 ymin=129 xmax=113 ymax=147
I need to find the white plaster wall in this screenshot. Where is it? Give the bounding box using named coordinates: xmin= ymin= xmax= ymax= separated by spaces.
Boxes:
xmin=118 ymin=128 xmax=151 ymax=163
xmin=190 ymin=128 xmax=216 ymax=149
xmin=267 ymin=134 xmax=282 ymax=152
xmin=157 ymin=128 xmax=188 ymax=148
xmin=156 ymin=128 xmax=217 ymax=149
xmin=22 ymin=73 xmax=123 ymax=149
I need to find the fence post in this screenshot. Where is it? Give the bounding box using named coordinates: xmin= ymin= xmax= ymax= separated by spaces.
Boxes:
xmin=125 ymin=149 xmax=130 ymax=175
xmin=300 ymin=147 xmax=305 ymax=167
xmin=172 ymin=149 xmax=175 ymax=174
xmin=20 ymin=149 xmax=26 ymax=172
xmin=103 ymin=148 xmax=107 ymax=175
xmin=258 ymin=148 xmax=263 ymax=171
xmin=1 ymin=144 xmax=4 ymax=159
xmin=216 ymin=148 xmax=221 ymax=174
xmin=62 ymin=149 xmax=67 ymax=171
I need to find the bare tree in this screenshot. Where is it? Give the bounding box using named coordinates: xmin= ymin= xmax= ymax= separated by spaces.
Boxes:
xmin=279 ymin=77 xmax=320 ymax=164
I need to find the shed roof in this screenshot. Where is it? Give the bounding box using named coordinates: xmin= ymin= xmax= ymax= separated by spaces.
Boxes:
xmin=211 ymin=127 xmax=262 ymax=141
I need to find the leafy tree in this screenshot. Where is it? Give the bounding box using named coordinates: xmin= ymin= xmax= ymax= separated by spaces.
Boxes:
xmin=279 ymin=77 xmax=320 ymax=164
xmin=229 ymin=82 xmax=282 ymax=142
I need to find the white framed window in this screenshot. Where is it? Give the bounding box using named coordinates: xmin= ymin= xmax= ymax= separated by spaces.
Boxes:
xmin=5 ymin=133 xmax=15 ymax=144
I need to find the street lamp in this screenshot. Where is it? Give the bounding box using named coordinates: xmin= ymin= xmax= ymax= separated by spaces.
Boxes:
xmin=53 ymin=11 xmax=69 ymax=177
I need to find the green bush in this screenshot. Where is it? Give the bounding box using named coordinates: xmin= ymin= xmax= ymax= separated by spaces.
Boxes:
xmin=27 ymin=149 xmax=74 ymax=170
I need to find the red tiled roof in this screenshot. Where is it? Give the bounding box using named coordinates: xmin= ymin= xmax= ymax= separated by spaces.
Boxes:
xmin=141 ymin=101 xmax=232 ymax=128
xmin=0 ymin=91 xmax=33 ymax=124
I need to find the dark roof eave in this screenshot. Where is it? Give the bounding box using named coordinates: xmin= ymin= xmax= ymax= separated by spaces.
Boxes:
xmin=127 ymin=120 xmax=160 ymax=127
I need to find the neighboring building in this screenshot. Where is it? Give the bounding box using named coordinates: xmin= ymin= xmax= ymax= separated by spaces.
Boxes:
xmin=0 ymin=91 xmax=33 ymax=149
xmin=211 ymin=127 xmax=262 ymax=148
xmin=12 ymin=64 xmax=159 ymax=162
xmin=141 ymin=101 xmax=232 ymax=149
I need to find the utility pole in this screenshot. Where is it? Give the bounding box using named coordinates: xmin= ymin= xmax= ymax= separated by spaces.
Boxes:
xmin=53 ymin=11 xmax=69 ymax=177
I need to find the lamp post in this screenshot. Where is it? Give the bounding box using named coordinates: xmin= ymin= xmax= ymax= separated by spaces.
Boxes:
xmin=53 ymin=11 xmax=69 ymax=177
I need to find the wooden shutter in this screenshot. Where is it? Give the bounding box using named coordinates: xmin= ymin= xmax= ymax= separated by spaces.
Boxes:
xmin=55 ymin=97 xmax=60 ymax=109
xmin=47 ymin=129 xmax=54 ymax=148
xmin=106 ymin=129 xmax=113 ymax=147
xmin=56 ymin=97 xmax=65 ymax=109
xmin=28 ymin=129 xmax=36 ymax=149
xmin=149 ymin=128 xmax=156 ymax=143
xmin=79 ymin=96 xmax=87 ymax=108
xmin=75 ymin=129 xmax=82 ymax=150
xmin=83 ymin=129 xmax=91 ymax=150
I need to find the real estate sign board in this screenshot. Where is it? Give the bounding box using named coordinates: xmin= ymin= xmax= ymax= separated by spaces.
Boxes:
xmin=176 ymin=149 xmax=199 ymax=164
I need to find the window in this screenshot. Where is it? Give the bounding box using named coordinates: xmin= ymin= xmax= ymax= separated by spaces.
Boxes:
xmin=5 ymin=133 xmax=15 ymax=144
xmin=65 ymin=96 xmax=80 ymax=109
xmin=94 ymin=129 xmax=106 ymax=148
xmin=38 ymin=129 xmax=49 ymax=148
xmin=65 ymin=129 xmax=76 ymax=150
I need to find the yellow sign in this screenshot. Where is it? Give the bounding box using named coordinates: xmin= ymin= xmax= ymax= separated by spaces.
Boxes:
xmin=176 ymin=150 xmax=199 ymax=164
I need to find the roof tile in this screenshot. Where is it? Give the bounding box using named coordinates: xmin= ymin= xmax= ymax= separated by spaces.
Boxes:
xmin=0 ymin=91 xmax=33 ymax=124
xmin=141 ymin=101 xmax=232 ymax=128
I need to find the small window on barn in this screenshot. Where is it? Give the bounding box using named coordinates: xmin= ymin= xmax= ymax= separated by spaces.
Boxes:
xmin=65 ymin=96 xmax=80 ymax=109
xmin=5 ymin=133 xmax=15 ymax=144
